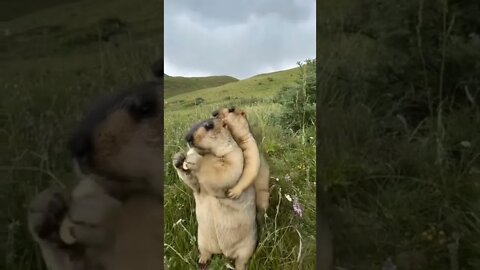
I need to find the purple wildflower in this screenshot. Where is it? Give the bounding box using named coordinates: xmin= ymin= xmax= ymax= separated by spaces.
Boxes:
xmin=292 ymin=197 xmax=304 ymax=217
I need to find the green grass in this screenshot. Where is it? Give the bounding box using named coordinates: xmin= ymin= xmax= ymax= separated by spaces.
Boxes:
xmin=164 ymin=68 xmax=317 ymax=269
xmin=1 ymin=0 xmax=162 ymax=269
xmin=165 ymin=67 xmax=299 ymax=111
xmin=164 ymin=74 xmax=238 ymax=99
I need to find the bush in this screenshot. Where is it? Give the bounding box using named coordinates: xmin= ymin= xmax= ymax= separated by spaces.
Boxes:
xmin=194 ymin=97 xmax=205 ymax=105
xmin=275 ymin=59 xmax=316 ymax=132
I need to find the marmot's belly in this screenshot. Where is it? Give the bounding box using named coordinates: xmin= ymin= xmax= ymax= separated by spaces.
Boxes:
xmin=211 ymin=187 xmax=256 ymax=257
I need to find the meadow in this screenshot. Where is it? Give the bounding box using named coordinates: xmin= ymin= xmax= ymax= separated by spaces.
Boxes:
xmin=163 ymin=63 xmax=317 ymax=269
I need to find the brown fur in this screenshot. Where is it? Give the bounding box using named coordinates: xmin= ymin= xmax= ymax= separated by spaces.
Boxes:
xmin=184 ymin=118 xmax=244 ymax=197
xmin=28 ymin=186 xmax=164 ymax=270
xmin=215 ymin=107 xmax=270 ymax=219
xmin=91 ymin=195 xmax=163 ymax=270
xmin=92 ymin=108 xmax=163 ymax=199
xmin=172 ymin=118 xmax=257 ymax=270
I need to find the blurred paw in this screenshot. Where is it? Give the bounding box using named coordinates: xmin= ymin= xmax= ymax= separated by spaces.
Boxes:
xmin=28 ymin=187 xmax=68 ymax=243
xmin=172 ymin=152 xmax=186 ymax=169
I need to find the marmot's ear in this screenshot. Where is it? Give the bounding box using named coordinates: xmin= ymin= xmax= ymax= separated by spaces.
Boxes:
xmin=212 ymin=110 xmax=219 ymax=117
xmin=239 ymin=110 xmax=246 ymax=116
xmin=228 ymin=106 xmax=235 ymax=112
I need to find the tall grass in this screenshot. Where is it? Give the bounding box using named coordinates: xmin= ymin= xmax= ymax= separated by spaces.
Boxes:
xmin=317 ymin=1 xmax=480 ymax=267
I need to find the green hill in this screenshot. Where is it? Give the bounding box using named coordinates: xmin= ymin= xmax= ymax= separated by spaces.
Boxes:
xmin=165 ymin=66 xmax=300 ymax=111
xmin=164 ymin=74 xmax=238 ymax=98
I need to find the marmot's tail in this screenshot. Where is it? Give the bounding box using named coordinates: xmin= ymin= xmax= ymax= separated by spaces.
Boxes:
xmin=151 ymin=59 xmax=163 ymax=79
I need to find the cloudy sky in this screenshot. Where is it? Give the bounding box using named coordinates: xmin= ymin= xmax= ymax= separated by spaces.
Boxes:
xmin=164 ymin=0 xmax=316 ymax=79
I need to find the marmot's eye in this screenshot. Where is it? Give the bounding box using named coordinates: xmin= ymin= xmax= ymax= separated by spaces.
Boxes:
xmin=185 ymin=134 xmax=193 ymax=144
xmin=212 ymin=110 xmax=219 ymax=117
xmin=139 ymin=104 xmax=152 ymax=113
xmin=228 ymin=106 xmax=235 ymax=112
xmin=204 ymin=121 xmax=214 ymax=130
xmin=126 ymin=96 xmax=156 ymax=121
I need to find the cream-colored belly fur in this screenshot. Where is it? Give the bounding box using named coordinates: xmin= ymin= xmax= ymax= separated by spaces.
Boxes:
xmin=195 ymin=186 xmax=256 ymax=258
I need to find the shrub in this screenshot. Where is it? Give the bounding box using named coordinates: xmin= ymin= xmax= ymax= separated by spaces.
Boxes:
xmin=275 ymin=59 xmax=316 ymax=132
xmin=194 ymin=97 xmax=205 ymax=106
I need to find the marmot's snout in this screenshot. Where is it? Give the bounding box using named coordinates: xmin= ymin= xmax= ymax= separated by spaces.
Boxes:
xmin=185 ymin=118 xmax=216 ymax=147
xmin=185 ymin=133 xmax=194 ymax=146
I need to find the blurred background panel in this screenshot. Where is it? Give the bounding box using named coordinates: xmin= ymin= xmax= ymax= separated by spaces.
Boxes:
xmin=0 ymin=0 xmax=162 ymax=269
xmin=317 ymin=0 xmax=480 ymax=269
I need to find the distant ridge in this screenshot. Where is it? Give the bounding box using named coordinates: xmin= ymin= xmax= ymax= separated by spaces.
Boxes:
xmin=164 ymin=75 xmax=238 ymax=98
xmin=165 ymin=66 xmax=300 ymax=111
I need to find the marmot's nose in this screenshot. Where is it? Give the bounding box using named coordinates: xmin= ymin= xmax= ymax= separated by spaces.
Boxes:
xmin=185 ymin=134 xmax=194 ymax=145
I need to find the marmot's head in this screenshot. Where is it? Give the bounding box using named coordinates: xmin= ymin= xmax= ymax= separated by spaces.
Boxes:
xmin=212 ymin=106 xmax=251 ymax=138
xmin=185 ymin=117 xmax=236 ymax=156
xmin=68 ymin=80 xmax=163 ymax=185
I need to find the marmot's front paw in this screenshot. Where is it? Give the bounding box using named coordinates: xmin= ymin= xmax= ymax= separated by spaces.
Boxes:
xmin=183 ymin=160 xmax=197 ymax=171
xmin=28 ymin=187 xmax=68 ymax=243
xmin=227 ymin=186 xmax=243 ymax=199
xmin=184 ymin=149 xmax=201 ymax=171
xmin=172 ymin=152 xmax=186 ymax=169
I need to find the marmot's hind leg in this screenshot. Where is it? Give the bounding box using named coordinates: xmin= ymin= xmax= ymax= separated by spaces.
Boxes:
xmin=254 ymin=157 xmax=270 ymax=228
xmin=254 ymin=166 xmax=270 ymax=215
xmin=255 ymin=190 xmax=269 ymax=214
xmin=198 ymin=249 xmax=212 ymax=270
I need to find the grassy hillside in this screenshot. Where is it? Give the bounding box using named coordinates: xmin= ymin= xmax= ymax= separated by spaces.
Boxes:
xmin=1 ymin=0 xmax=162 ymax=269
xmin=164 ymin=74 xmax=238 ymax=98
xmin=165 ymin=67 xmax=299 ymax=111
xmin=164 ymin=62 xmax=316 ymax=269
xmin=0 ymin=0 xmax=162 ymax=75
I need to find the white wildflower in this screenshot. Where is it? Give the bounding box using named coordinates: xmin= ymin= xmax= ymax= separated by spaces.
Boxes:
xmin=460 ymin=141 xmax=472 ymax=148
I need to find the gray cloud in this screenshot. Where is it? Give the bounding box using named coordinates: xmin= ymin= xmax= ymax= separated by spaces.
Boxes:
xmin=165 ymin=0 xmax=315 ymax=79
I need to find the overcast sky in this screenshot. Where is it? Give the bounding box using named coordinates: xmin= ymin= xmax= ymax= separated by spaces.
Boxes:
xmin=164 ymin=0 xmax=316 ymax=79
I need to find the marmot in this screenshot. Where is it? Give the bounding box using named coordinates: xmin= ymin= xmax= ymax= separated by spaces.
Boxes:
xmin=172 ymin=117 xmax=257 ymax=270
xmin=213 ymin=107 xmax=270 ymax=221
